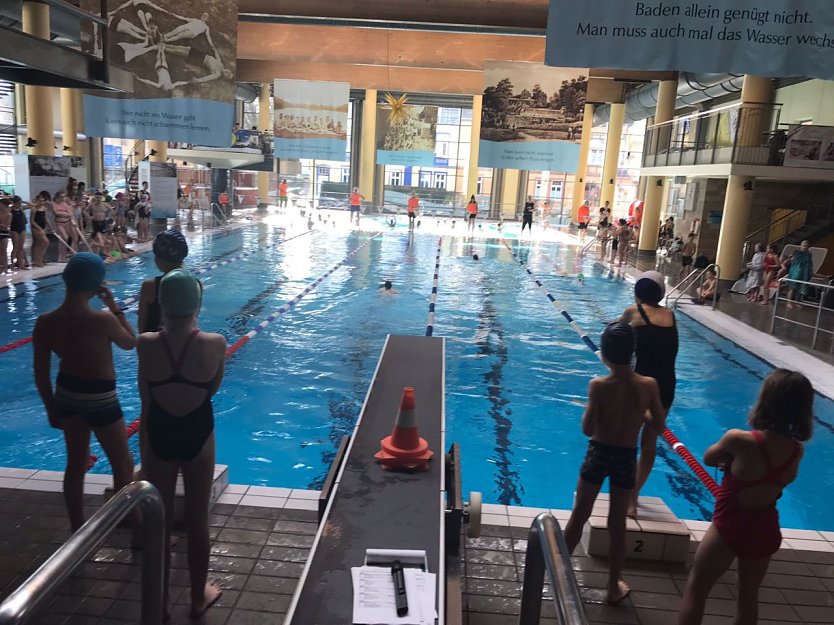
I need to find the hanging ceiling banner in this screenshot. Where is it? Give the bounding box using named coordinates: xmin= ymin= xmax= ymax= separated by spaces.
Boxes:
xmin=273 ymin=79 xmax=350 ymax=161
xmin=376 ymin=102 xmax=439 ymax=167
xmin=478 ymin=61 xmax=586 ymax=172
xmin=81 ymin=0 xmax=237 ymax=146
xmin=546 ymin=0 xmax=834 ymax=81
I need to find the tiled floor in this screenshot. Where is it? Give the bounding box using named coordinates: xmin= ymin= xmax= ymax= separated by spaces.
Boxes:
xmin=3 ymin=486 xmax=834 ymax=625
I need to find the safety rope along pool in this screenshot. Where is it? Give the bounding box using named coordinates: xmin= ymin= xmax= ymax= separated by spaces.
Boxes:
xmin=500 ymin=239 xmax=721 ymax=497
xmin=87 ymin=231 xmax=383 ymax=469
xmin=425 ymin=237 xmax=442 ymax=337
xmin=0 ymin=228 xmax=313 ymax=355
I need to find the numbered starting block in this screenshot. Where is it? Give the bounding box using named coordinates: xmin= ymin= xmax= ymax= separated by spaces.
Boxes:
xmin=580 ymin=494 xmax=690 ymax=564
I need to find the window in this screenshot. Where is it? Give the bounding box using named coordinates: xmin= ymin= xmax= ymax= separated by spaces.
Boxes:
xmin=341 ymin=168 xmax=350 ymax=183
xmin=317 ymin=165 xmax=329 ymax=178
xmin=534 ymin=179 xmax=544 ymax=197
xmin=550 ymin=181 xmax=562 ymax=199
xmin=434 ymin=172 xmax=447 ymax=189
xmin=419 ymin=171 xmax=432 ymax=188
xmin=438 ymin=107 xmax=461 ymax=125
xmin=387 ymin=170 xmax=403 ymax=186
xmin=477 ymin=177 xmax=483 ymax=194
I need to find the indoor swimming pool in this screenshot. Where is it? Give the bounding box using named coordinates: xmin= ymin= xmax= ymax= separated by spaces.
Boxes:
xmin=1 ymin=219 xmax=833 ymax=530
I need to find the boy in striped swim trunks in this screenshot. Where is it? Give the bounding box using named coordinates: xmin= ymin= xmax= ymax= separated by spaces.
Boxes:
xmin=33 ymin=253 xmax=138 ymax=531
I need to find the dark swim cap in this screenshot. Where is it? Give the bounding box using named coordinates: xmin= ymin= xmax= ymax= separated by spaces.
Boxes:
xmin=600 ymin=322 xmax=634 ymax=365
xmin=62 ymin=252 xmax=106 ymax=292
xmin=153 ymin=229 xmax=188 ymax=263
xmin=634 ymin=270 xmax=665 ymax=304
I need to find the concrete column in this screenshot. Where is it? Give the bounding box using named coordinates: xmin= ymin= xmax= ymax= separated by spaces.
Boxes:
xmin=500 ymin=169 xmax=520 ymax=221
xmin=639 ymin=79 xmax=677 ymax=253
xmin=599 ymin=103 xmax=625 ymax=208
xmin=714 ymin=75 xmax=772 ymax=281
xmin=466 ymin=94 xmax=483 ymax=201
xmin=148 ymin=141 xmax=167 ymax=162
xmin=258 ymin=82 xmax=271 ymax=206
xmin=359 ymin=89 xmax=378 ymax=202
xmin=23 ymin=2 xmax=54 ymax=156
xmin=570 ymin=103 xmax=595 ymax=222
xmin=715 ymin=175 xmax=755 ymax=281
xmin=60 ymin=89 xmax=78 ymax=156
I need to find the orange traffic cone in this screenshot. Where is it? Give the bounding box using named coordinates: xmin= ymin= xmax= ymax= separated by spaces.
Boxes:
xmin=375 ymin=387 xmax=433 ymax=471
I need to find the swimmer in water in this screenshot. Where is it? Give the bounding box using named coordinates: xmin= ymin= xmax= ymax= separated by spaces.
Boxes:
xmin=379 ymin=280 xmax=398 ymax=295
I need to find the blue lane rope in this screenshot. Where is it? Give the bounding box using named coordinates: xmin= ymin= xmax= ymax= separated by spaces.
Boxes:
xmin=227 ymin=232 xmax=382 ymax=356
xmin=425 ymin=237 xmax=442 ymax=336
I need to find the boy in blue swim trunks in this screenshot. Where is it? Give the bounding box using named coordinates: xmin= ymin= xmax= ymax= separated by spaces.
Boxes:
xmin=563 ymin=322 xmax=666 ymax=605
xmin=33 ymin=253 xmax=138 ymax=531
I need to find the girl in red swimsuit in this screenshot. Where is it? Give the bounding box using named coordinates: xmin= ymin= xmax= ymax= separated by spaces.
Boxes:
xmin=678 ymin=369 xmax=814 ymax=625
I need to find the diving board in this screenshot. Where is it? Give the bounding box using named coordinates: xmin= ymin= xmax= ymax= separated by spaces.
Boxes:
xmin=284 ymin=334 xmax=446 ymax=625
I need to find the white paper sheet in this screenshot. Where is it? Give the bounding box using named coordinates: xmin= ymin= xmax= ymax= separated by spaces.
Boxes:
xmin=351 ymin=565 xmax=436 ymax=625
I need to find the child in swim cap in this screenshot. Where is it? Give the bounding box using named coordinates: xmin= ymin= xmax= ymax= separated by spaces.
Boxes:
xmin=563 ymin=321 xmax=665 ymax=606
xmin=139 ymin=229 xmax=191 ymax=333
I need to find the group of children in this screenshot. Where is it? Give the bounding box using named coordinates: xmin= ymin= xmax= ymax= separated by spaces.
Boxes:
xmin=565 ymin=273 xmax=813 ymax=625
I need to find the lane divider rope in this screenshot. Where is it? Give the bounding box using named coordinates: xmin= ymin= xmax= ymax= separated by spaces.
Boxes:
xmin=500 ymin=239 xmax=721 ymax=497
xmin=1 ymin=227 xmax=313 ymax=355
xmin=425 ymin=237 xmax=442 ymax=337
xmin=88 ymin=232 xmax=383 ymax=470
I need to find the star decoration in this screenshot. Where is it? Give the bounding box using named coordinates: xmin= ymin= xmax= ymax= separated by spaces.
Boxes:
xmin=382 ymin=93 xmax=410 ymax=125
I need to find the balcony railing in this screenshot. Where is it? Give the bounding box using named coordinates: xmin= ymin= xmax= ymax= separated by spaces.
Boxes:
xmin=643 ymin=103 xmax=784 ymax=168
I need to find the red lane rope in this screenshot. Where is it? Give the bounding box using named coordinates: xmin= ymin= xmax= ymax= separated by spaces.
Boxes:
xmin=0 ymin=337 xmax=32 ymax=354
xmin=662 ymin=429 xmax=721 ymax=496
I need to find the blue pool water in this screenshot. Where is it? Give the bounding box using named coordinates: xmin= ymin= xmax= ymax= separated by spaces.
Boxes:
xmin=2 ymin=221 xmax=833 ymax=530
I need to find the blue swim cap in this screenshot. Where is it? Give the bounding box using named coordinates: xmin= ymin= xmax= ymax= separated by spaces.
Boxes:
xmin=62 ymin=253 xmax=106 ymax=292
xmin=158 ymin=269 xmax=201 ymax=318
xmin=153 ymin=229 xmax=188 ymax=263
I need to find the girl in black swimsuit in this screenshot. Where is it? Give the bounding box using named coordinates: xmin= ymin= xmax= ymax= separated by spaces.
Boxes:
xmin=137 ymin=269 xmax=226 ymax=619
xmin=10 ymin=196 xmax=29 ymax=269
xmin=30 ymin=193 xmax=50 ymax=267
xmin=622 ymin=272 xmax=679 ymax=517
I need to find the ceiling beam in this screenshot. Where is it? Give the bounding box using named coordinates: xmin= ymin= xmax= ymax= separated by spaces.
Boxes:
xmin=237 ymin=0 xmax=550 ymax=30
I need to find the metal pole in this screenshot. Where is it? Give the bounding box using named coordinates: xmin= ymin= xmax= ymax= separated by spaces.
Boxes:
xmin=518 ymin=513 xmax=588 ymax=625
xmin=0 ymin=481 xmax=164 ymax=625
xmin=812 ymin=286 xmax=825 ymax=349
xmin=770 ymin=278 xmax=781 ymax=335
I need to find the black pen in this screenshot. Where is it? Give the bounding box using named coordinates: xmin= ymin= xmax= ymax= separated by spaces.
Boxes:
xmin=391 ymin=559 xmax=408 ymax=616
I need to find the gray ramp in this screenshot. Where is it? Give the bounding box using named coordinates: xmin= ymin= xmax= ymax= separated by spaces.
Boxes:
xmin=285 ymin=334 xmax=446 ymax=625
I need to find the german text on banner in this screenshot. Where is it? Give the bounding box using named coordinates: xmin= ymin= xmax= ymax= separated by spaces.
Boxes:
xmin=81 ymin=0 xmax=238 ymax=146
xmin=273 ymin=80 xmax=350 ymax=161
xmin=546 ymin=0 xmax=834 ymax=81
xmin=478 ymin=62 xmax=586 ymax=172
xmin=376 ymin=104 xmax=438 ymax=167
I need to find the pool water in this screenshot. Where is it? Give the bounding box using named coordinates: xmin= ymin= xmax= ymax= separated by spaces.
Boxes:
xmin=2 ymin=220 xmax=833 ymax=530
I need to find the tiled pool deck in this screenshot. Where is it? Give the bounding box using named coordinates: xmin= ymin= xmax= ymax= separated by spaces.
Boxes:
xmin=2 ymin=479 xmax=834 ymax=625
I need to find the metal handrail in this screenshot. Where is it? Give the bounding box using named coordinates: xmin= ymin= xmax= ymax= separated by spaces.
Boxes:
xmin=770 ymin=277 xmax=834 ymax=351
xmin=580 ymin=231 xmax=603 ymax=255
xmin=0 ymin=481 xmax=165 ymax=625
xmin=667 ymin=264 xmax=720 ymax=310
xmin=518 ymin=513 xmax=588 ymax=625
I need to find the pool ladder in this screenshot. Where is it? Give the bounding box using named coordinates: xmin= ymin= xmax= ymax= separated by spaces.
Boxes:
xmin=0 ymin=482 xmax=165 ymax=625
xmin=665 ymin=263 xmax=721 ymax=310
xmin=518 ymin=513 xmax=589 ymax=625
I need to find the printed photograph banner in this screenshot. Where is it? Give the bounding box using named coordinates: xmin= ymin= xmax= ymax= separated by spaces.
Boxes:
xmin=479 ymin=61 xmax=586 ymax=172
xmin=13 ymin=155 xmax=73 ymax=202
xmin=376 ymin=105 xmax=438 ymax=167
xmin=81 ymin=0 xmax=237 ymax=146
xmin=138 ymin=161 xmax=178 ymax=218
xmin=546 ymin=0 xmax=834 ymax=81
xmin=273 ymin=79 xmax=349 ymax=160
xmin=784 ymin=125 xmax=834 ymax=170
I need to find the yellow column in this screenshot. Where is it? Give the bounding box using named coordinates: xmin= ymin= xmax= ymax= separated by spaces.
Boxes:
xmin=60 ymin=89 xmax=78 ymax=156
xmin=639 ymin=79 xmax=677 ymax=252
xmin=599 ymin=103 xmax=625 ymax=208
xmin=148 ymin=141 xmax=167 ymax=162
xmin=258 ymin=82 xmax=271 ymax=206
xmin=570 ymin=103 xmax=595 ymax=222
xmin=359 ymin=89 xmax=377 ymax=201
xmin=714 ymin=75 xmax=772 ymax=280
xmin=23 ymin=2 xmax=54 ymax=156
xmin=500 ymin=169 xmax=520 ymax=221
xmin=466 ymin=95 xmax=483 ymax=200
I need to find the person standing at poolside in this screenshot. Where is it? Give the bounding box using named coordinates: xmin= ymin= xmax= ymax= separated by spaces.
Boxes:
xmin=677 ymin=370 xmax=812 ymax=625
xmin=614 ymin=218 xmax=631 ymax=266
xmin=467 ymin=195 xmax=478 ymax=234
xmin=407 ymin=192 xmax=419 ymax=229
xmin=0 ymin=198 xmax=11 ymax=272
xmin=138 ymin=269 xmax=226 ymax=619
xmin=52 ymin=192 xmax=76 ymax=262
xmin=349 ymin=187 xmax=364 ymax=226
xmin=680 ymin=234 xmax=697 ymax=280
xmin=761 ymin=244 xmax=779 ymax=305
xmin=619 ymin=271 xmax=678 ymax=518
xmin=521 ymin=195 xmax=535 ymax=236
xmin=278 ymin=179 xmax=288 ymax=208
xmin=786 ymin=240 xmax=813 ymax=309
xmin=564 ymin=322 xmax=665 ymax=605
xmin=577 ymin=201 xmax=590 ymax=242
xmin=33 ymin=253 xmax=137 ymax=531
xmin=138 ymin=229 xmax=189 ymax=333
